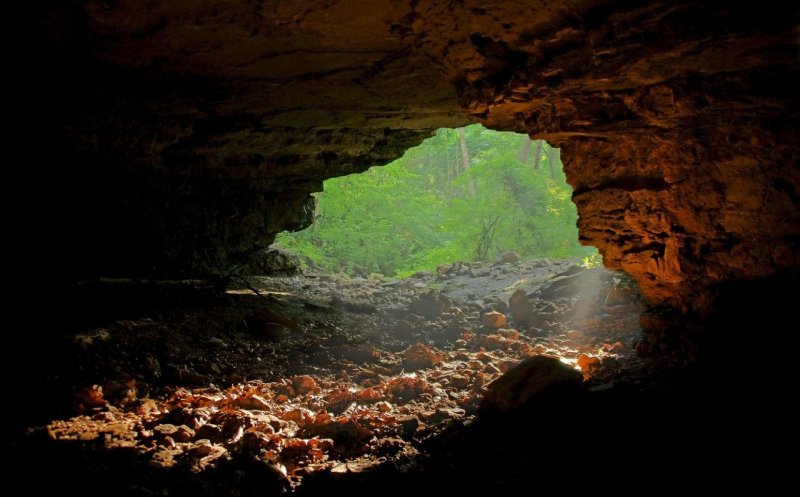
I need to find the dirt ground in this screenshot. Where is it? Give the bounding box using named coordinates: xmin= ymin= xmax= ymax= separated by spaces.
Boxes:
xmin=3 ymin=258 xmax=793 ymax=495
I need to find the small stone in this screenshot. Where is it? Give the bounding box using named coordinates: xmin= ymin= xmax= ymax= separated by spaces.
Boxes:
xmin=237 ymin=394 xmax=271 ymax=410
xmin=173 ymin=425 xmax=195 ymax=442
xmin=191 ymin=439 xmax=214 ymax=456
xmin=396 ymin=415 xmax=421 ymax=439
xmin=292 ymin=375 xmax=318 ymax=395
xmin=195 ymin=424 xmax=223 ymax=442
xmin=577 ymin=354 xmax=601 ymax=374
xmin=153 ymin=424 xmax=178 ymax=438
xmin=281 ymin=408 xmax=312 ymax=423
xmin=403 ymin=342 xmax=445 ymax=370
xmin=448 ymin=373 xmax=470 ymax=388
xmin=494 ymin=251 xmax=519 ymax=265
xmin=509 ymin=288 xmax=533 ymax=326
xmin=158 ymin=436 xmax=176 ymax=448
xmin=480 ymin=311 xmax=507 ymax=329
xmin=408 ymin=290 xmax=452 ymax=318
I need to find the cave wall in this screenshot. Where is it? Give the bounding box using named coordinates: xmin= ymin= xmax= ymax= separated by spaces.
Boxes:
xmin=5 ymin=1 xmax=799 ymax=320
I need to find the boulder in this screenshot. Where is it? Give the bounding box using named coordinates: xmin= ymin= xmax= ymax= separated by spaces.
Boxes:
xmin=508 ymin=289 xmax=533 ymax=326
xmin=239 ymin=246 xmax=301 ymax=275
xmin=480 ymin=311 xmax=507 ymax=329
xmin=408 ymin=291 xmax=451 ymax=319
xmin=482 ymin=355 xmax=583 ymax=412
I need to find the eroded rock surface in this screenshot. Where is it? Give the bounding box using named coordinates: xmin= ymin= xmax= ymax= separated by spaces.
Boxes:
xmin=6 ymin=1 xmax=799 ymax=323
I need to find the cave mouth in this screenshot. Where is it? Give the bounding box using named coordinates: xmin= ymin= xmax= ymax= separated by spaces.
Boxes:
xmin=22 ymin=126 xmax=650 ymax=494
xmin=273 ymin=124 xmax=595 ymax=278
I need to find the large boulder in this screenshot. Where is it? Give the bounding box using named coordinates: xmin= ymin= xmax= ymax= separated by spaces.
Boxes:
xmin=482 ymin=356 xmax=583 ymax=413
xmin=239 ymin=246 xmax=301 ymax=276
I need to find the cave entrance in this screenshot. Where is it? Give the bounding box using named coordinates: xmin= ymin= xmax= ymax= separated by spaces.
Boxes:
xmin=42 ymin=126 xmax=646 ymax=491
xmin=264 ymin=124 xmax=643 ymax=373
xmin=275 ymin=124 xmax=595 ymax=277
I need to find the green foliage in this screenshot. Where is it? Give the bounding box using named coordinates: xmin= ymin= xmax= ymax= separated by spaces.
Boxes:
xmin=275 ymin=124 xmax=597 ymax=276
xmin=580 ymin=252 xmax=604 ymax=269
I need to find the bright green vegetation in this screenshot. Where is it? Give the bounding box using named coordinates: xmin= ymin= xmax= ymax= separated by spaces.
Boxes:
xmin=275 ymin=124 xmax=596 ymax=277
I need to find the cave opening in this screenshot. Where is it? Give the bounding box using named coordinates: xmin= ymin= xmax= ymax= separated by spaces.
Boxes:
xmin=262 ymin=123 xmax=646 ymax=370
xmin=26 ymin=126 xmax=651 ymax=495
xmin=5 ymin=1 xmax=797 ymax=494
xmin=275 ymin=124 xmax=596 ymax=277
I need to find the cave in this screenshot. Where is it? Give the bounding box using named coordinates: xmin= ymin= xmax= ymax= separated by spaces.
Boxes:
xmin=3 ymin=1 xmax=798 ymax=495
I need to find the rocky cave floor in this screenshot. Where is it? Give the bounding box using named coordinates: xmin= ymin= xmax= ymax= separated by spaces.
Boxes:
xmin=3 ymin=258 xmax=794 ymax=496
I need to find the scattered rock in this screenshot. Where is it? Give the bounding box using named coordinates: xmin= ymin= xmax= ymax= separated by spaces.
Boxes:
xmin=494 ymin=251 xmax=519 ymax=265
xmin=154 ymin=424 xmax=195 ymax=442
xmin=237 ymin=394 xmax=271 ymax=410
xmin=74 ymin=385 xmax=107 ymax=412
xmin=481 ymin=355 xmax=583 ymax=412
xmin=408 ymin=290 xmax=451 ymax=319
xmin=41 ymin=256 xmax=644 ymax=491
xmin=403 ymin=342 xmax=446 ymax=370
xmin=292 ymin=375 xmax=318 ymax=395
xmin=480 ymin=311 xmax=507 ymax=329
xmin=508 ymin=289 xmax=533 ymax=326
xmin=577 ymin=354 xmax=601 ymax=375
xmin=195 ymin=424 xmax=223 ymax=441
xmin=191 ymin=439 xmax=215 ymax=456
xmin=395 ymin=414 xmax=421 ymax=439
xmin=153 ymin=423 xmax=179 ymax=438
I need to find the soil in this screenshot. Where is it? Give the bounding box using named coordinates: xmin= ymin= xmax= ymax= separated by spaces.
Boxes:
xmin=2 ymin=258 xmax=792 ymax=496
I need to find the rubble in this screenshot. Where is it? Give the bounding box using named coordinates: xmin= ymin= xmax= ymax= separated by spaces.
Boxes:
xmin=31 ymin=257 xmax=644 ymax=491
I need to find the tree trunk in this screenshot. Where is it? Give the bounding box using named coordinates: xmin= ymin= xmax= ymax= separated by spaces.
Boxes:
xmin=519 ymin=136 xmax=532 ymax=163
xmin=458 ymin=127 xmax=476 ymax=197
xmin=548 ymin=145 xmax=557 ymax=179
xmin=445 ymin=130 xmax=451 ymax=196
xmin=532 ymin=139 xmax=543 ymax=170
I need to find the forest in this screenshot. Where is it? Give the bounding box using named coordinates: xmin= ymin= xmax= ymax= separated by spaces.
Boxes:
xmin=276 ymin=124 xmax=595 ymax=277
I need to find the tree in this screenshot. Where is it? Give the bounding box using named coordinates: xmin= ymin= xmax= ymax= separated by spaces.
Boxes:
xmin=457 ymin=127 xmax=476 ymax=197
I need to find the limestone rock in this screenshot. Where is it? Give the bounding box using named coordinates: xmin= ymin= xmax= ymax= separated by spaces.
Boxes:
xmin=402 ymin=342 xmax=446 ymax=370
xmin=494 ymin=251 xmax=519 ymax=265
xmin=239 ymin=246 xmax=301 ymax=275
xmin=408 ymin=291 xmax=452 ymax=319
xmin=508 ymin=289 xmax=533 ymax=326
xmin=480 ymin=311 xmax=507 ymax=329
xmin=482 ymin=356 xmax=583 ymax=412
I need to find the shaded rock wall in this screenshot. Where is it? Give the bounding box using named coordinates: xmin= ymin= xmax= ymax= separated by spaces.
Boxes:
xmin=5 ymin=1 xmax=799 ymax=321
